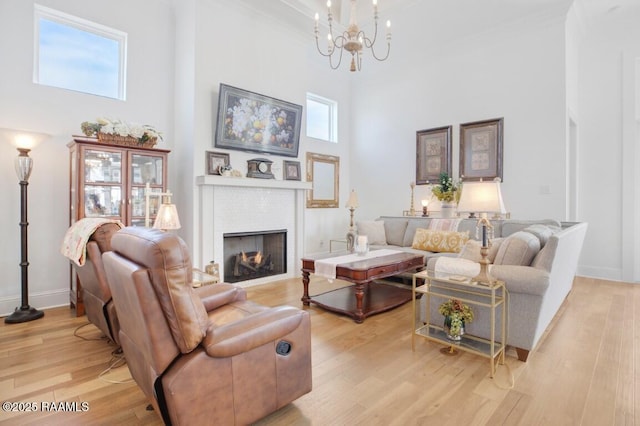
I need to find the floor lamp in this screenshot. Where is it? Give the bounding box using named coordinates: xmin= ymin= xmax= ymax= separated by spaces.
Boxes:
xmin=5 ymin=148 xmax=44 ymax=324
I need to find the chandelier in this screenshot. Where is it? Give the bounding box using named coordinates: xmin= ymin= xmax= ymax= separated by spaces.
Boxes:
xmin=314 ymin=0 xmax=391 ymax=72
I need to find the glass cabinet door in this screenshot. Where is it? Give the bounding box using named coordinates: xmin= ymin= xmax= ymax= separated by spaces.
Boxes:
xmin=130 ymin=153 xmax=165 ymax=226
xmin=82 ymin=149 xmax=123 ymax=219
xmin=131 ymin=154 xmax=163 ymax=186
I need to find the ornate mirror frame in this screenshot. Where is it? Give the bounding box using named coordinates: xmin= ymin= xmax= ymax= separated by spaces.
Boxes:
xmin=306 ymin=152 xmax=339 ymax=208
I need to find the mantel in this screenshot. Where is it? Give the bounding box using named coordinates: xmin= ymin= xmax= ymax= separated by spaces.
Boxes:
xmin=196 ymin=175 xmax=311 ymax=190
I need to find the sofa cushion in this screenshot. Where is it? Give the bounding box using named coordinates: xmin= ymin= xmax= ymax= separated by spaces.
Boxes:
xmin=402 ymin=219 xmax=431 ymax=247
xmin=428 ymin=218 xmax=462 ymax=231
xmin=382 ymin=219 xmax=408 ymax=246
xmin=523 ymin=224 xmax=556 ymax=248
xmin=411 ymin=228 xmax=469 ymax=253
xmin=493 ymin=231 xmax=540 ymax=266
xmin=357 ymin=220 xmax=387 ymax=245
xmin=459 ymin=238 xmax=504 ymax=263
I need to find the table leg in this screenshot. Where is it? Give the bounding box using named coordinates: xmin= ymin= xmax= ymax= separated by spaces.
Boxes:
xmin=301 ymin=270 xmax=310 ymax=306
xmin=354 ymin=283 xmax=365 ymax=323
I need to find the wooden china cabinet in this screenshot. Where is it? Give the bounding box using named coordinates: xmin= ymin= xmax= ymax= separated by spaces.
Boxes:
xmin=67 ymin=136 xmax=170 ymax=315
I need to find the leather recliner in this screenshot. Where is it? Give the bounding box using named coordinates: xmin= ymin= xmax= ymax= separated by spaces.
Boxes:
xmin=102 ymin=227 xmax=312 ymax=425
xmin=72 ymin=222 xmax=122 ymax=346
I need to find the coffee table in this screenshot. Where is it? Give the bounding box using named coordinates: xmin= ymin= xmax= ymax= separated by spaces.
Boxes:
xmin=301 ymin=250 xmax=424 ymax=323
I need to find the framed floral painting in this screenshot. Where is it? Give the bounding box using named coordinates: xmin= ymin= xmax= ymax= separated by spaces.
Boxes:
xmin=214 ymin=84 xmax=302 ymax=157
xmin=459 ymin=118 xmax=503 ymax=181
xmin=416 ymin=126 xmax=452 ymax=185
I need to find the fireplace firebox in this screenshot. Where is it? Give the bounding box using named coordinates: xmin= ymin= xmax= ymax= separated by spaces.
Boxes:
xmin=223 ymin=230 xmax=287 ymax=283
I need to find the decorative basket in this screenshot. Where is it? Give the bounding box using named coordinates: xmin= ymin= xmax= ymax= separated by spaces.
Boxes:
xmin=97 ymin=132 xmax=158 ymax=148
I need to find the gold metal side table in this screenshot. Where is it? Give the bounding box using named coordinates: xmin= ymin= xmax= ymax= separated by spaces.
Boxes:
xmin=412 ymin=270 xmax=507 ymax=378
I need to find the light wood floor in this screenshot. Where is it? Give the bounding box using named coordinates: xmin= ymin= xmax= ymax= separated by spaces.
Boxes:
xmin=1 ymin=276 xmax=638 ymax=425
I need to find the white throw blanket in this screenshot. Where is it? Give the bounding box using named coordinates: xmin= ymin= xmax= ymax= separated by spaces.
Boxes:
xmin=434 ymin=256 xmax=492 ymax=277
xmin=60 ymin=218 xmax=124 ymax=267
xmin=315 ymin=249 xmax=403 ymax=280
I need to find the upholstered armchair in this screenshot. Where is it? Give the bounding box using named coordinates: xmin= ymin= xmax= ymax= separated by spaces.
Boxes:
xmin=72 ymin=222 xmax=122 ymax=346
xmin=103 ymin=227 xmax=312 ymax=425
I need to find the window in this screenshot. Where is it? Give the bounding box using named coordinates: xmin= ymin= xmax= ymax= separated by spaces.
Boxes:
xmin=306 ymin=93 xmax=337 ymax=142
xmin=34 ymin=4 xmax=127 ymax=100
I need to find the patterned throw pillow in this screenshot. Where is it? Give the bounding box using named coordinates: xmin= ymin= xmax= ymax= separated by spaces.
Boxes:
xmin=411 ymin=228 xmax=470 ymax=253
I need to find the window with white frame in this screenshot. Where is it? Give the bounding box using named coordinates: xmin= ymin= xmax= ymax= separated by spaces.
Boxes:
xmin=34 ymin=4 xmax=127 ymax=100
xmin=306 ymin=93 xmax=337 ymax=142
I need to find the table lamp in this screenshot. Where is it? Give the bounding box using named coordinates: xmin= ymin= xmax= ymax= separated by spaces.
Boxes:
xmin=145 ymin=183 xmax=181 ymax=230
xmin=456 ymin=179 xmax=506 ymax=284
xmin=345 ymin=189 xmax=359 ymax=252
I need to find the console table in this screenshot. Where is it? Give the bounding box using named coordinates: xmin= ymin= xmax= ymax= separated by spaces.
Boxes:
xmin=301 ymin=251 xmax=423 ymax=323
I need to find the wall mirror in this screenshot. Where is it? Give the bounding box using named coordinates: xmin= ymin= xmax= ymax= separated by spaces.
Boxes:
xmin=306 ymin=152 xmax=339 ymax=208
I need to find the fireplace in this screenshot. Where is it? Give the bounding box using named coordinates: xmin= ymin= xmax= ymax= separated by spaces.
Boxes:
xmin=223 ymin=230 xmax=287 ymax=283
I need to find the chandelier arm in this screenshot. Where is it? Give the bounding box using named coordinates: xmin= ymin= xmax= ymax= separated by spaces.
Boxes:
xmin=328 ymin=44 xmax=345 ymax=70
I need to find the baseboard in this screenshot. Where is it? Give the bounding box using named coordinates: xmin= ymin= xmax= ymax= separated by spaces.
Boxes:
xmin=0 ymin=289 xmax=69 ymax=318
xmin=577 ymin=265 xmax=623 ymax=282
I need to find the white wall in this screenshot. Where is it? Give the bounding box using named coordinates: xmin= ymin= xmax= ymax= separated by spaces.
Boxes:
xmin=349 ymin=3 xmax=568 ymax=224
xmin=175 ymin=0 xmax=353 ymax=265
xmin=0 ymin=0 xmax=174 ymax=315
xmin=568 ymin=2 xmax=640 ymax=282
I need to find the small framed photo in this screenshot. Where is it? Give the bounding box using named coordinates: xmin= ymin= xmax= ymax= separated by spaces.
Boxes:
xmin=283 ymin=160 xmax=301 ymax=181
xmin=206 ymin=151 xmax=230 ymax=175
xmin=416 ymin=125 xmax=452 ymax=185
xmin=460 ymin=118 xmax=504 ymax=181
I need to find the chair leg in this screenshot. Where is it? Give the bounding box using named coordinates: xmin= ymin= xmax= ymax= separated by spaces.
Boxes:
xmin=515 ymin=347 xmax=529 ymax=362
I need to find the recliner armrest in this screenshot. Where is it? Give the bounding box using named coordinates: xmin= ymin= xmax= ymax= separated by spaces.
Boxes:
xmin=203 ymin=306 xmax=305 ymax=357
xmin=194 ymin=283 xmax=247 ymax=311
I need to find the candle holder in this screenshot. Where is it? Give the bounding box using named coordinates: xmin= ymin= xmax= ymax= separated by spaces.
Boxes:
xmin=409 ymin=182 xmax=416 ymax=216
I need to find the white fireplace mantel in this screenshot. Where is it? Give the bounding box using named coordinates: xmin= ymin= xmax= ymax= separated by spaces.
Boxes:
xmin=195 ymin=175 xmax=311 ymax=287
xmin=196 ymin=175 xmax=311 ymax=191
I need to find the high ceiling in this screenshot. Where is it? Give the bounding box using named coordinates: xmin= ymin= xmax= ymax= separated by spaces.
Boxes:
xmin=238 ymin=0 xmax=638 ymax=45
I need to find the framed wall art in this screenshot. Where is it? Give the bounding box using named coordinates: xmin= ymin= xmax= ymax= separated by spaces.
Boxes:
xmin=283 ymin=160 xmax=301 ymax=181
xmin=459 ymin=118 xmax=504 ymax=181
xmin=416 ymin=125 xmax=452 ymax=185
xmin=206 ymin=151 xmax=230 ymax=175
xmin=214 ymin=83 xmax=302 ymax=157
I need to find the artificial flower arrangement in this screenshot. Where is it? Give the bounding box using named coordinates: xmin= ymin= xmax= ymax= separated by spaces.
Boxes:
xmin=438 ymin=298 xmax=474 ymax=338
xmin=431 ymin=172 xmax=461 ymax=203
xmin=81 ymin=118 xmax=163 ymax=145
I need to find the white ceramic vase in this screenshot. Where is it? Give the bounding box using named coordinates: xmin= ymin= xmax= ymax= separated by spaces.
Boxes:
xmin=441 ymin=201 xmax=456 ymax=218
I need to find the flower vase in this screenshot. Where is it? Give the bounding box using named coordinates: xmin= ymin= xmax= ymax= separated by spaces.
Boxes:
xmin=441 ymin=201 xmax=456 ymax=218
xmin=444 ymin=316 xmax=465 ymax=341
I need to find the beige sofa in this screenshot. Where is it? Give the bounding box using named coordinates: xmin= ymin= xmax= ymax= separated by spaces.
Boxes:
xmin=357 ymin=216 xmax=587 ymax=361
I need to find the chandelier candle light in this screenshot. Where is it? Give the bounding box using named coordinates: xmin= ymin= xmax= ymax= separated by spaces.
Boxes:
xmin=315 ymin=0 xmax=391 ymax=72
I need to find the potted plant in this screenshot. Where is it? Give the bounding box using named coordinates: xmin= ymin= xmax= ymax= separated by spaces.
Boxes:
xmin=431 ymin=172 xmax=460 ymax=218
xmin=438 ymin=298 xmax=474 ymax=341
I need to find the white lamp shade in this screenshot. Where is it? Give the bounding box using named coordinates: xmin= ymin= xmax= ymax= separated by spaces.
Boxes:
xmin=457 ymin=181 xmax=506 ymax=214
xmin=345 ymin=189 xmax=359 ymax=208
xmin=153 ymin=203 xmax=181 ymax=230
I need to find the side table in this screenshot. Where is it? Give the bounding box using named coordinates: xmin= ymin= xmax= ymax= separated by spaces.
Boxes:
xmin=411 ymin=270 xmax=507 ymax=378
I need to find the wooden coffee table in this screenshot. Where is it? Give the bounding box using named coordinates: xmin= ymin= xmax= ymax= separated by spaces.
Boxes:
xmin=301 ymin=251 xmax=424 ymax=323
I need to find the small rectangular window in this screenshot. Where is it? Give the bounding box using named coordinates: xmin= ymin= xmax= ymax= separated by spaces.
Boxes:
xmin=34 ymin=4 xmax=127 ymax=100
xmin=306 ymin=93 xmax=337 ymax=142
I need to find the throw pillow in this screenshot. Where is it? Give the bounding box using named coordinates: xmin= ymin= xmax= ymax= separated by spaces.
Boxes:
xmin=383 ymin=220 xmax=408 ymax=246
xmin=356 ymin=220 xmax=387 ymax=245
xmin=411 ymin=228 xmax=469 ymax=253
xmin=459 ymin=238 xmax=504 ymax=263
xmin=428 ymin=218 xmax=462 ymax=231
xmin=523 ymin=224 xmax=555 ymax=248
xmin=493 ymin=231 xmax=541 ymax=266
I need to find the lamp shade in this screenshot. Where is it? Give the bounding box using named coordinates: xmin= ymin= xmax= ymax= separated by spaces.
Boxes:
xmin=15 ymin=148 xmax=33 ymax=182
xmin=457 ymin=180 xmax=506 ymax=214
xmin=345 ymin=189 xmax=359 ymax=209
xmin=153 ymin=201 xmax=181 ymax=230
